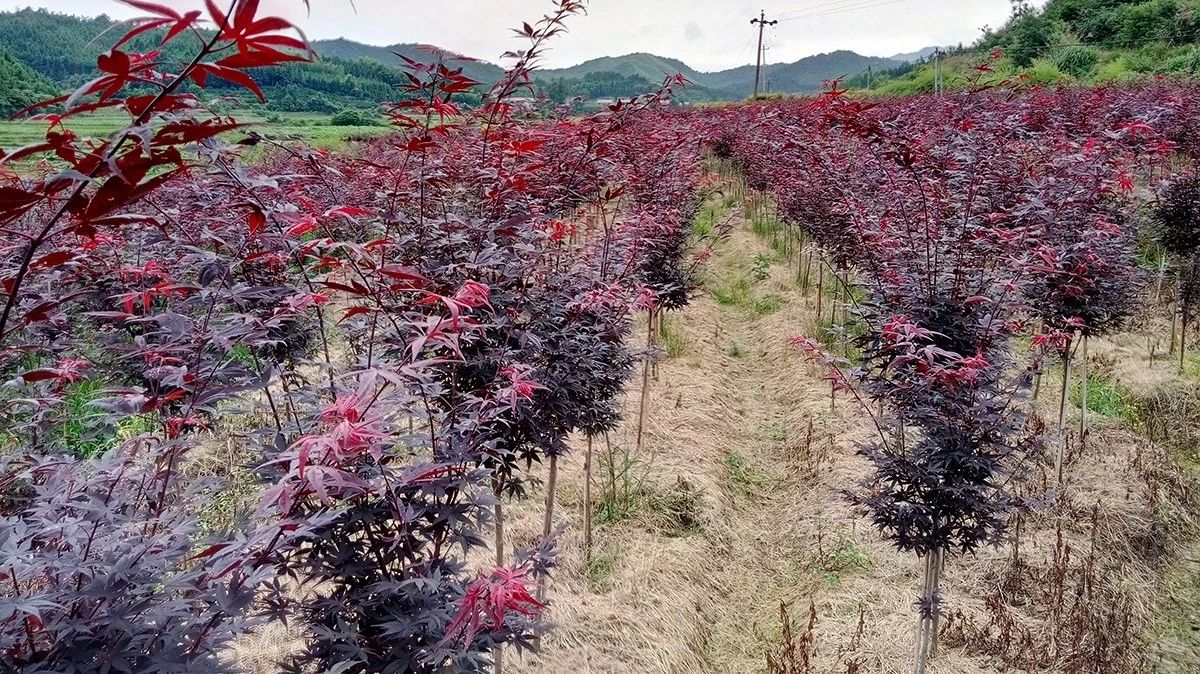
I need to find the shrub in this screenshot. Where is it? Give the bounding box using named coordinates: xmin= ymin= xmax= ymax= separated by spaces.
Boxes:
xmin=329 ymin=108 xmax=379 ymax=126
xmin=1165 ymin=45 xmax=1200 ymax=74
xmin=1023 ymin=59 xmax=1070 ymax=86
xmin=1053 ymin=45 xmax=1098 ymax=78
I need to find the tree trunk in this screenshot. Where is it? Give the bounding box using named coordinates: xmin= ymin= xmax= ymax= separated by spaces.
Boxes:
xmin=1181 ymin=306 xmax=1189 ymax=374
xmin=816 ymin=261 xmax=824 ymax=318
xmin=604 ymin=431 xmax=617 ymax=506
xmin=651 ymin=309 xmax=661 ymax=381
xmin=636 ymin=313 xmax=652 ymax=452
xmin=536 ymin=454 xmax=559 ymax=602
xmin=583 ymin=436 xmax=593 ymax=568
xmin=913 ymin=554 xmax=931 ymax=674
xmin=1032 ymin=320 xmax=1044 ymax=400
xmin=912 ymin=548 xmax=944 ymax=674
xmin=828 ymin=270 xmax=838 ymax=325
xmin=930 ymin=548 xmax=943 ymax=657
xmin=1079 ymin=334 xmax=1089 ymax=449
xmin=1170 ymin=299 xmax=1178 ymax=355
xmin=1055 ymin=339 xmax=1073 ymax=483
xmin=493 ymin=483 xmax=505 ymax=564
xmin=493 ymin=481 xmax=505 ymax=674
xmin=1057 ymin=342 xmax=1072 ymax=427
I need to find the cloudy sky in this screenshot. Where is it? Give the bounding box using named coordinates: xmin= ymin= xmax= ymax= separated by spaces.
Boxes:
xmin=2 ymin=1 xmax=1028 ymax=71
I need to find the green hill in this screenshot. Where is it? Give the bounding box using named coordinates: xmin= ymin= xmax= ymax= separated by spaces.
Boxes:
xmin=0 ymin=47 xmax=57 ymax=117
xmin=533 ymin=50 xmax=902 ymax=100
xmin=311 ymin=38 xmax=505 ymax=85
xmin=535 ymin=53 xmax=705 ymax=84
xmin=699 ymin=50 xmax=902 ymax=97
xmin=854 ymin=0 xmax=1200 ymax=94
xmin=0 ymin=8 xmax=487 ymax=114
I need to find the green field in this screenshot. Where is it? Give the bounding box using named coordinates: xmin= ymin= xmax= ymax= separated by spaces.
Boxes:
xmin=0 ymin=110 xmax=393 ymax=154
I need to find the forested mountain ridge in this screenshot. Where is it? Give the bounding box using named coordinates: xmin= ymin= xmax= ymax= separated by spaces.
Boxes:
xmin=0 ymin=8 xmax=426 ymax=113
xmin=0 ymin=7 xmax=906 ymax=110
xmin=531 ymin=50 xmax=903 ymax=100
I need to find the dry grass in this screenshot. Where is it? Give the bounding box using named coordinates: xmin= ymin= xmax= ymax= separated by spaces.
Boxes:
xmin=507 ymin=195 xmax=1199 ymax=674
xmin=215 ymin=183 xmax=1200 ymax=674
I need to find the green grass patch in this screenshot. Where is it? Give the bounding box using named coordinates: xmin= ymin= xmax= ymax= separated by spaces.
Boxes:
xmin=726 ymin=342 xmax=745 ymax=358
xmin=712 ymin=275 xmax=752 ymax=307
xmin=57 ymin=379 xmax=113 ymax=458
xmin=0 ymin=109 xmax=391 ymax=163
xmin=692 ymin=198 xmax=732 ymax=238
xmin=1069 ymin=372 xmax=1130 ymax=419
xmin=799 ymin=536 xmax=873 ymax=586
xmin=711 ymin=271 xmax=785 ymax=317
xmin=751 ymin=294 xmax=784 ymax=317
xmin=658 ymin=316 xmax=688 ymax=358
xmin=1186 ymin=353 xmax=1200 ymax=379
xmin=757 ymin=422 xmax=788 ymax=444
xmin=586 ymin=549 xmax=618 ymax=591
xmin=726 ymin=451 xmax=766 ymax=493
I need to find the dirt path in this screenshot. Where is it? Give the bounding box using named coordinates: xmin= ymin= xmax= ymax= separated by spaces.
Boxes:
xmin=509 ymin=177 xmax=1200 ymax=674
xmin=509 ymin=190 xmax=889 ymax=673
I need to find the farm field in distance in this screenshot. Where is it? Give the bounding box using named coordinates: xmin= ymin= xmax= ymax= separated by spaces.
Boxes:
xmin=0 ymin=109 xmax=391 ymax=151
xmin=3 ymin=2 xmax=1200 ymax=674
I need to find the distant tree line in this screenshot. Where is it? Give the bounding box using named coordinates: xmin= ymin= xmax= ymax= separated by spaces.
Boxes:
xmin=535 ymin=70 xmax=658 ymax=103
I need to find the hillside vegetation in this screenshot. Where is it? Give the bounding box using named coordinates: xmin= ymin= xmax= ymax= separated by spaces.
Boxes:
xmin=0 ymin=8 xmax=481 ymax=114
xmin=854 ymin=0 xmax=1200 ymax=94
xmin=0 ymin=47 xmax=56 ymax=116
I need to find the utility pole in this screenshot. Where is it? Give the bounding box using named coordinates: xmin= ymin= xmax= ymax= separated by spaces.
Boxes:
xmin=751 ymin=10 xmax=777 ymax=98
xmin=933 ymin=48 xmax=943 ymax=96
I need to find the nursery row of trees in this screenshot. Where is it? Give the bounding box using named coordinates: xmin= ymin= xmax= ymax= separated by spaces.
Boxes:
xmin=703 ymin=71 xmax=1200 ymax=672
xmin=0 ymin=1 xmax=709 ymax=672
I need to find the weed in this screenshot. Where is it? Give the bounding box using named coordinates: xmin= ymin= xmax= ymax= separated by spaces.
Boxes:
xmin=726 ymin=451 xmax=766 ymax=493
xmin=800 ymin=531 xmax=873 ymax=586
xmin=757 ymin=422 xmax=788 ymax=444
xmin=647 ymin=477 xmax=703 ymax=536
xmin=585 ymin=550 xmax=617 ymax=591
xmin=943 ymin=510 xmax=1144 ymax=673
xmin=727 ymin=342 xmax=745 ymax=358
xmin=752 ymin=294 xmax=784 ymax=316
xmin=229 ymin=344 xmax=257 ymax=367
xmin=658 ymin=316 xmax=688 ymax=358
xmin=1069 ymin=372 xmax=1129 ymax=419
xmin=765 ymin=599 xmax=865 ymax=674
xmin=712 ymin=275 xmax=751 ymax=306
xmin=813 ymin=317 xmax=865 ymax=360
xmin=596 ymin=439 xmax=648 ymax=525
xmin=751 ymin=254 xmax=772 ymax=282
xmin=57 ymin=379 xmax=114 ymax=458
xmin=116 ymin=414 xmax=157 ymax=441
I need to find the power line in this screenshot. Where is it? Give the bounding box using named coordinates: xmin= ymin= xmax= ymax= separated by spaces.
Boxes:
xmin=777 ymin=0 xmax=912 ymax=23
xmin=774 ymin=0 xmax=901 ymax=20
